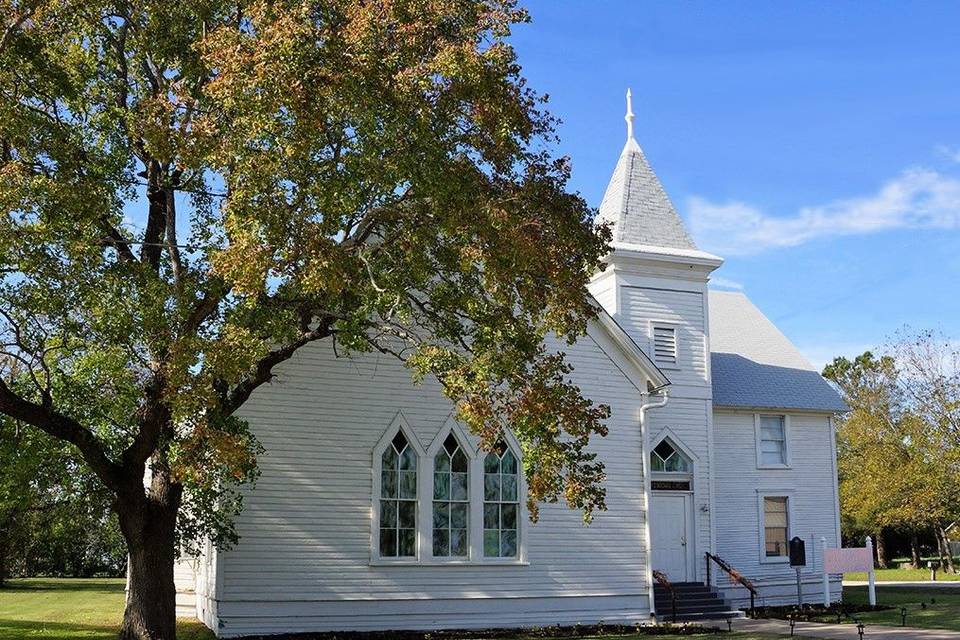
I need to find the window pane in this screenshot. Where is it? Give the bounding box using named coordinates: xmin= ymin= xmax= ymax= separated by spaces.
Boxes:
xmin=434 ymin=451 xmax=450 ymax=472
xmin=382 ymin=446 xmax=398 ymax=470
xmin=451 ymin=472 xmax=468 ymax=501
xmin=433 ymin=501 xmax=449 ymax=529
xmin=650 ymin=454 xmax=665 ymax=472
xmin=398 ymin=529 xmax=416 ymax=556
xmin=398 ymin=500 xmax=416 ymax=529
xmin=380 ymin=500 xmax=397 ymax=528
xmin=483 ymin=530 xmax=500 ymax=557
xmin=399 ymin=470 xmax=417 ymax=499
xmin=761 ymin=449 xmax=785 ymax=465
xmin=380 ymin=528 xmax=397 ymax=557
xmin=381 ymin=470 xmax=398 ymax=499
xmin=484 ymin=453 xmax=500 ymax=473
xmin=433 ymin=529 xmax=449 ymax=557
xmin=450 ymin=529 xmax=468 ymax=556
xmin=399 ymin=447 xmax=417 ymax=471
xmin=443 ymin=433 xmax=459 ymax=455
xmin=452 ymin=450 xmax=468 ymax=473
xmin=653 ymin=440 xmax=675 ymax=460
xmin=763 ymin=497 xmax=789 ymax=557
xmin=501 ymin=529 xmax=517 ymax=558
xmin=501 ymin=503 xmax=517 ymax=530
xmin=484 ymin=474 xmax=500 ymax=501
xmin=433 ymin=472 xmax=449 ymax=500
xmin=501 ymin=475 xmax=517 ymax=501
xmin=760 ymin=416 xmax=784 ymax=432
xmin=501 ymin=450 xmax=517 ymax=474
xmin=484 ymin=504 xmax=499 ymax=529
xmin=450 ymin=503 xmax=468 ymax=529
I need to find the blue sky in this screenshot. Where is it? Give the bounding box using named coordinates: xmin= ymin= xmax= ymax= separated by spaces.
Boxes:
xmin=510 ymin=1 xmax=960 ymax=369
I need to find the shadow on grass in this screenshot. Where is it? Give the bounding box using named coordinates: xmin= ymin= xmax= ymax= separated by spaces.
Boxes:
xmin=0 ymin=578 xmax=124 ymax=594
xmin=0 ymin=618 xmax=116 ymax=639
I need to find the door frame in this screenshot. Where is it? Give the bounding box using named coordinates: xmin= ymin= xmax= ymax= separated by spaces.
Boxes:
xmin=651 ymin=489 xmax=696 ymax=582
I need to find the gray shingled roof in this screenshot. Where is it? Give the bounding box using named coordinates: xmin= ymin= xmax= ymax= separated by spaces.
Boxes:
xmin=596 ymin=138 xmax=699 ymax=251
xmin=709 ymin=290 xmax=847 ymax=412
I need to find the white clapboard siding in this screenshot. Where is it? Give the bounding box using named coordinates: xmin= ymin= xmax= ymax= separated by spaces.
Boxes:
xmin=214 ymin=331 xmax=652 ymax=637
xmin=174 ymin=558 xmax=197 ymax=618
xmin=619 ymin=286 xmax=708 ymax=388
xmin=712 ymin=409 xmax=842 ymax=605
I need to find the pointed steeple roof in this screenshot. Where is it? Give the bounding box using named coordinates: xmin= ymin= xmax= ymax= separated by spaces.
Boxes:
xmin=596 ymin=90 xmax=699 ymax=252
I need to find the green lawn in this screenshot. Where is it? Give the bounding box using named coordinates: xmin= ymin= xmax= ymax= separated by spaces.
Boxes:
xmin=846 ymin=567 xmax=960 ymax=581
xmin=842 ymin=585 xmax=960 ymax=631
xmin=0 ymin=578 xmax=213 ymax=640
xmin=0 ymin=578 xmax=802 ymax=640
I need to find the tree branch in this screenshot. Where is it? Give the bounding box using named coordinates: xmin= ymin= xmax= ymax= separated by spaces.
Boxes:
xmin=0 ymin=379 xmax=124 ymax=491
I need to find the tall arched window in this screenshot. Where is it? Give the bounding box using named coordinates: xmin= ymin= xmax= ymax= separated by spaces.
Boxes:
xmin=432 ymin=433 xmax=469 ymax=557
xmin=483 ymin=443 xmax=519 ymax=558
xmin=380 ymin=430 xmax=418 ymax=557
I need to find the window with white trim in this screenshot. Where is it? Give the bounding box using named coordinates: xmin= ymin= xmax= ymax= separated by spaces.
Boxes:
xmin=483 ymin=443 xmax=519 ymax=558
xmin=650 ymin=439 xmax=691 ymax=473
xmin=652 ymin=324 xmax=678 ymax=366
xmin=379 ymin=431 xmax=417 ymax=557
xmin=758 ymin=415 xmax=787 ymax=466
xmin=432 ymin=433 xmax=469 ymax=557
xmin=763 ymin=496 xmax=789 ymax=558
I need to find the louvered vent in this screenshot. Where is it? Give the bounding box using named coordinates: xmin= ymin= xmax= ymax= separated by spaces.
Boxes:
xmin=652 ymin=325 xmax=677 ymax=365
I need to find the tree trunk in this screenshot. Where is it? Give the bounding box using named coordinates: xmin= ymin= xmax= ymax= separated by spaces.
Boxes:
xmin=116 ymin=471 xmax=182 ymax=640
xmin=937 ymin=526 xmax=956 ymax=573
xmin=874 ymin=529 xmax=889 ymax=569
xmin=910 ymin=532 xmax=922 ymax=569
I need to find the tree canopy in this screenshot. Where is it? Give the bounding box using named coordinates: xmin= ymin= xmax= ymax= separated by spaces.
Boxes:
xmin=0 ymin=1 xmax=611 ymax=637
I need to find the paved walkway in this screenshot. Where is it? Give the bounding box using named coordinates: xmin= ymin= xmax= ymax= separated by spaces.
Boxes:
xmin=723 ymin=617 xmax=960 ymax=639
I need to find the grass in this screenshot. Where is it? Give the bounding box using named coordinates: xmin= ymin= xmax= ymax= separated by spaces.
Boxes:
xmin=0 ymin=578 xmax=214 ymax=640
xmin=839 ymin=584 xmax=960 ymax=631
xmin=845 ymin=567 xmax=960 ymax=581
xmin=0 ymin=578 xmax=803 ymax=640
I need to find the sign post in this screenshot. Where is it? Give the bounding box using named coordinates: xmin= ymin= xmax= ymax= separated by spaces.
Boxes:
xmin=865 ymin=536 xmax=876 ymax=606
xmin=789 ymin=536 xmax=806 ymax=605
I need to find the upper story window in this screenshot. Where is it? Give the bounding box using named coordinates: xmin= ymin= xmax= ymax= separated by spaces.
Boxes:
xmin=432 ymin=434 xmax=469 ymax=558
xmin=651 ymin=324 xmax=678 ymax=366
xmin=379 ymin=431 xmax=418 ymax=558
xmin=763 ymin=496 xmax=789 ymax=558
xmin=757 ymin=415 xmax=788 ymax=467
xmin=483 ymin=443 xmax=519 ymax=558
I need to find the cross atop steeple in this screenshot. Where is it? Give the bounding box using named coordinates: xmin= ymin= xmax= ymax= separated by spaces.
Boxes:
xmin=625 ymin=88 xmax=635 ymax=141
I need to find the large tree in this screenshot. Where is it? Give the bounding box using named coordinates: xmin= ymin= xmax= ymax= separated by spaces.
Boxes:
xmin=0 ymin=2 xmax=612 ymax=638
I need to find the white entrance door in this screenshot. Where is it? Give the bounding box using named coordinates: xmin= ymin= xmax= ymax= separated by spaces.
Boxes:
xmin=650 ymin=492 xmax=694 ymax=582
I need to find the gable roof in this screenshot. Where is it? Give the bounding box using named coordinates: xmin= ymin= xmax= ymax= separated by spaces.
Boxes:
xmin=708 ymin=290 xmax=847 ymax=412
xmin=596 ymin=136 xmax=699 ymax=252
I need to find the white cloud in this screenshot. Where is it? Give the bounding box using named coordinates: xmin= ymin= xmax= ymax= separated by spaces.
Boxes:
xmin=708 ymin=276 xmax=744 ymax=290
xmin=687 ymin=168 xmax=960 ymax=255
xmin=936 ymin=145 xmax=960 ymax=163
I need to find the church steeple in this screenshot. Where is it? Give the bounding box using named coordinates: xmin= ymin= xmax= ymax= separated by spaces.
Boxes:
xmin=596 ymin=90 xmax=700 ymax=252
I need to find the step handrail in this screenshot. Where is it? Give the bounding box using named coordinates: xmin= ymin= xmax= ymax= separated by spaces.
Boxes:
xmin=651 ymin=569 xmax=678 ymax=623
xmin=705 ymin=552 xmax=758 ymax=614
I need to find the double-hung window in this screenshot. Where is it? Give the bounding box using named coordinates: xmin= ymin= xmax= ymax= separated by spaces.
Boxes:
xmin=763 ymin=496 xmax=789 ymax=558
xmin=757 ymin=415 xmax=788 ymax=467
xmin=379 ymin=431 xmax=418 ymax=557
xmin=432 ymin=434 xmax=469 ymax=557
xmin=483 ymin=444 xmax=520 ymax=558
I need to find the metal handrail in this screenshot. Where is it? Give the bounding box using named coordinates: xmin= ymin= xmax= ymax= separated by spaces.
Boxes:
xmin=705 ymin=552 xmax=758 ymax=614
xmin=652 ymin=569 xmax=678 ymax=623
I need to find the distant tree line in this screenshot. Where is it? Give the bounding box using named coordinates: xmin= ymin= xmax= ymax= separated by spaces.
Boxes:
xmin=0 ymin=416 xmax=125 ymax=586
xmin=824 ymin=329 xmax=960 ymax=571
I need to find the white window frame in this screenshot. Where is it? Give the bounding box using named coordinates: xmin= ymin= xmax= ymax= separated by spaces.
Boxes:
xmin=756 ymin=490 xmax=794 ymax=564
xmin=370 ymin=412 xmax=427 ymax=565
xmin=648 ymin=321 xmax=680 ymax=370
xmin=424 ymin=418 xmax=475 ymax=564
xmin=754 ymin=413 xmax=791 ymax=469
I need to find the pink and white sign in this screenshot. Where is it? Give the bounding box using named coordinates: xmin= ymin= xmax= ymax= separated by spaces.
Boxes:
xmin=824 ymin=547 xmax=873 ymax=574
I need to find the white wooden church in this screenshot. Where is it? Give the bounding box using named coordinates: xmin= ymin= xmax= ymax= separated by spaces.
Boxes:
xmin=175 ymin=94 xmax=848 ymax=637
